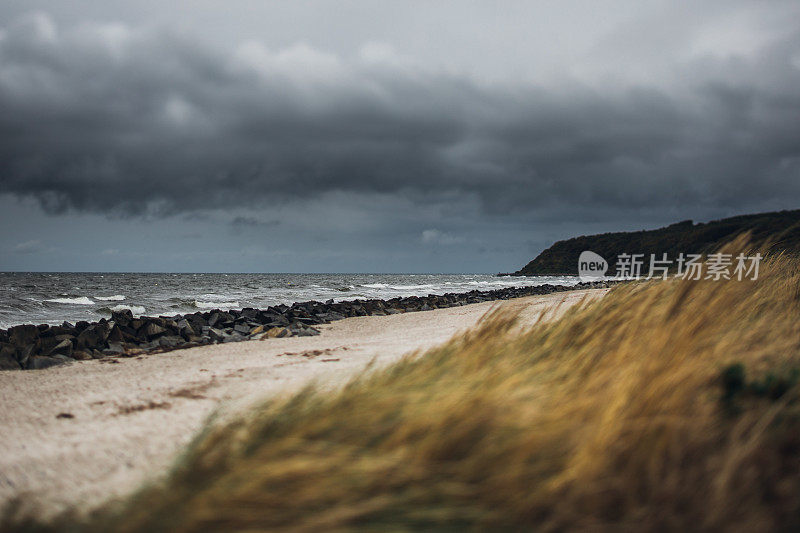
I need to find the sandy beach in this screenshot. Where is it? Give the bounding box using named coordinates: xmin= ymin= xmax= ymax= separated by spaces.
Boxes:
xmin=0 ymin=288 xmax=607 ymax=517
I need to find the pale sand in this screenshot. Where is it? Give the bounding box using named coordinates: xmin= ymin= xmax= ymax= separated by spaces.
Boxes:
xmin=0 ymin=288 xmax=607 ymax=516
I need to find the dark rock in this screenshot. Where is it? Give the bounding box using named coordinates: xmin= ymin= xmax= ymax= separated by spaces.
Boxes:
xmin=176 ymin=319 xmax=196 ymax=339
xmin=187 ymin=316 xmax=206 ymax=335
xmin=207 ymin=327 xmax=226 ymax=343
xmin=119 ymin=326 xmax=141 ymax=343
xmin=143 ymin=322 xmax=168 ymax=339
xmin=207 ymin=312 xmax=223 ymax=328
xmin=240 ymin=308 xmax=259 ymax=319
xmin=111 ymin=309 xmax=133 ymax=326
xmin=77 ymin=324 xmax=107 ymax=350
xmin=318 ymin=311 xmax=346 ymax=321
xmin=218 ymin=313 xmax=235 ymax=328
xmin=137 ymin=341 xmax=159 ymax=351
xmin=41 ymin=325 xmax=73 ymax=338
xmin=9 ymin=324 xmax=39 ymax=347
xmin=47 ymin=339 xmax=73 ymax=357
xmin=294 ymin=326 xmax=321 ymax=337
xmin=37 ymin=336 xmax=61 ymax=356
xmin=107 ymin=324 xmax=125 ymax=343
xmin=103 ymin=342 xmax=126 ymax=356
xmin=16 ymin=344 xmax=35 ymax=368
xmin=0 ymin=345 xmax=21 ymax=370
xmin=29 ymin=355 xmax=67 ymax=370
xmin=262 ymin=312 xmax=290 ymax=326
xmin=72 ymin=350 xmax=93 ymax=361
xmin=260 ymin=327 xmax=290 ymax=339
xmin=157 ymin=335 xmax=184 ymax=348
xmin=233 ymin=323 xmax=252 ymax=335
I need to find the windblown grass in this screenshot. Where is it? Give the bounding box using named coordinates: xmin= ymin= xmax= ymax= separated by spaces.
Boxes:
xmin=11 ymin=242 xmax=800 ymax=531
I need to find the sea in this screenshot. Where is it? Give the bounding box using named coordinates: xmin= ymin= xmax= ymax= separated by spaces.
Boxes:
xmin=0 ymin=272 xmax=579 ymax=329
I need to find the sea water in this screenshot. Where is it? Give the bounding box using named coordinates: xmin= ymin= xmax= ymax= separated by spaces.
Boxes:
xmin=0 ymin=272 xmax=578 ymax=328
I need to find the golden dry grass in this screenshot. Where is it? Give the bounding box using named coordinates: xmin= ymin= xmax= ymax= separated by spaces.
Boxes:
xmin=9 ymin=243 xmax=800 ymax=531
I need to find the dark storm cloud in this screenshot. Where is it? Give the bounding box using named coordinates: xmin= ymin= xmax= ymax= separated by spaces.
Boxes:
xmin=229 ymin=216 xmax=280 ymax=235
xmin=1 ymin=12 xmax=799 ymax=220
xmin=230 ymin=216 xmax=279 ymax=228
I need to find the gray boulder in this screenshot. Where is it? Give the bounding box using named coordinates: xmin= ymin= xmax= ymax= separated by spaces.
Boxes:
xmin=207 ymin=327 xmax=226 ymax=343
xmin=142 ymin=322 xmax=168 ymax=340
xmin=0 ymin=345 xmax=21 ymax=370
xmin=47 ymin=339 xmax=74 ymax=357
xmin=233 ymin=323 xmax=252 ymax=335
xmin=76 ymin=324 xmax=107 ymax=350
xmin=28 ymin=355 xmax=68 ymax=370
xmin=157 ymin=335 xmax=185 ymax=348
xmin=103 ymin=342 xmax=126 ymax=356
xmin=9 ymin=324 xmax=39 ymax=348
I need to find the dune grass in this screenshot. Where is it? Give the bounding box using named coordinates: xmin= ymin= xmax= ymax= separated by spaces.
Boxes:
xmin=10 ymin=244 xmax=800 ymax=531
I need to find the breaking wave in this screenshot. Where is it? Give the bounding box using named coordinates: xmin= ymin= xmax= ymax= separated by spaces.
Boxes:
xmin=193 ymin=300 xmax=241 ymax=310
xmin=44 ymin=296 xmax=95 ymax=305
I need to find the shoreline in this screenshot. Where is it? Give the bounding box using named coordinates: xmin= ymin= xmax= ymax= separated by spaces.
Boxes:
xmin=0 ymin=287 xmax=608 ymax=517
xmin=0 ymin=281 xmax=612 ymax=371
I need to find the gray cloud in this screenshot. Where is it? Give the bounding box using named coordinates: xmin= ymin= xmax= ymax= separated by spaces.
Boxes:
xmin=230 ymin=216 xmax=279 ymax=228
xmin=1 ymin=10 xmax=798 ymax=225
xmin=12 ymin=239 xmax=46 ymax=254
xmin=229 ymin=216 xmax=280 ymax=235
xmin=421 ymin=229 xmax=465 ymax=246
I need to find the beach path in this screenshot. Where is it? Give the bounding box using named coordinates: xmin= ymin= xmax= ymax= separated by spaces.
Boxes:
xmin=0 ymin=288 xmax=607 ymax=516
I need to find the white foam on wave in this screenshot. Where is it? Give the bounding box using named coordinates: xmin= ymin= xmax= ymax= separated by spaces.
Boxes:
xmin=193 ymin=300 xmax=240 ymax=310
xmin=95 ymin=295 xmax=126 ymax=301
xmin=389 ymin=284 xmax=436 ymax=290
xmin=197 ymin=293 xmax=234 ymax=301
xmin=45 ymin=296 xmax=95 ymax=305
xmin=362 ymin=283 xmax=436 ymax=290
xmin=110 ymin=304 xmax=146 ymax=315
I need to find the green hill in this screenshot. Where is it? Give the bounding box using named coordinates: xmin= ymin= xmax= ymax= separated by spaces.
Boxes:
xmin=512 ymin=210 xmax=800 ymax=276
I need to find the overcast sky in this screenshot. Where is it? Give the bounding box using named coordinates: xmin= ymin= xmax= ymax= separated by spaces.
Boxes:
xmin=1 ymin=0 xmax=799 ymax=272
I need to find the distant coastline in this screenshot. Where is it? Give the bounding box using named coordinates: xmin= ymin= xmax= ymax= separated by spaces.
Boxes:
xmin=511 ymin=209 xmax=800 ymax=276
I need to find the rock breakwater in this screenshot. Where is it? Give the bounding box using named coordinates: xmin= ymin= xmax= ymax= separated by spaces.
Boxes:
xmin=0 ymin=282 xmax=611 ymax=370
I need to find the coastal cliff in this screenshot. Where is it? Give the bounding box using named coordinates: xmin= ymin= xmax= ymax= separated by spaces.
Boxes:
xmin=512 ymin=209 xmax=800 ymax=276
